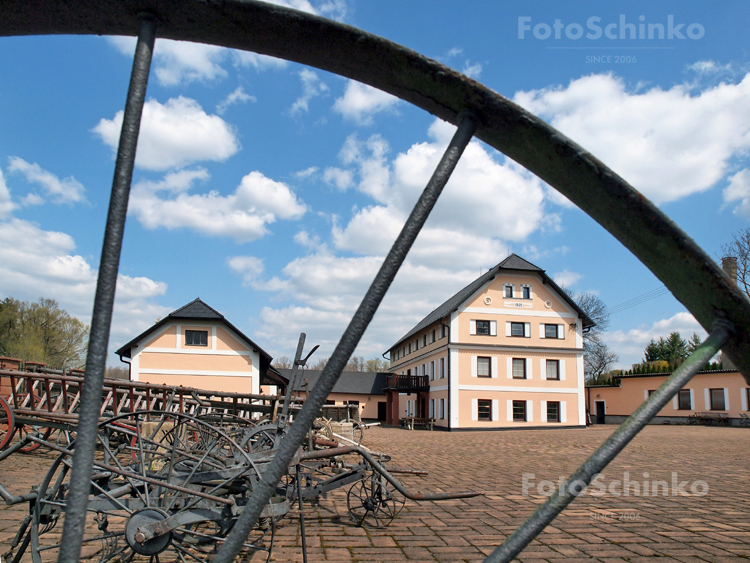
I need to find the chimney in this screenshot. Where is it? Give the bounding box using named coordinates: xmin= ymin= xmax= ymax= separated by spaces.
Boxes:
xmin=722 ymin=256 xmax=737 ymax=284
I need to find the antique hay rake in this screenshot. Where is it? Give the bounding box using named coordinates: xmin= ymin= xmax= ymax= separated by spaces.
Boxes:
xmin=1 ymin=2 xmax=749 ymax=562
xmin=0 ymin=339 xmax=479 ymax=563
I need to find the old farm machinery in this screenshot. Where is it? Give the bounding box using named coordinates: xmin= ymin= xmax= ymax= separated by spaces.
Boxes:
xmin=0 ymin=335 xmax=479 ymax=563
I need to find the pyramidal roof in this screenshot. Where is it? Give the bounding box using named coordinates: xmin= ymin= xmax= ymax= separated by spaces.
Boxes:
xmin=389 ymin=254 xmax=594 ymax=350
xmin=115 ymin=298 xmax=271 ymax=366
xmin=168 ymin=298 xmax=224 ymax=320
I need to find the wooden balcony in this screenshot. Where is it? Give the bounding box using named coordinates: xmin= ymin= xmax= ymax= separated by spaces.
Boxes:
xmin=385 ymin=374 xmax=429 ymax=392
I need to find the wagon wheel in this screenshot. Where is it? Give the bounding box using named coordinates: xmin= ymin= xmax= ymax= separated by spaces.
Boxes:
xmin=346 ymin=473 xmax=404 ymax=529
xmin=351 ymin=421 xmax=364 ymax=446
xmin=0 ymin=396 xmax=15 ymax=449
xmin=30 ymin=412 xmax=276 ymax=563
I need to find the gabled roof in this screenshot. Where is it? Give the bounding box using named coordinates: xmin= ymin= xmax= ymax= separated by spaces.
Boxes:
xmin=389 ymin=254 xmax=595 ymax=350
xmin=115 ymin=298 xmax=273 ymax=374
xmin=277 ymin=369 xmax=387 ymax=396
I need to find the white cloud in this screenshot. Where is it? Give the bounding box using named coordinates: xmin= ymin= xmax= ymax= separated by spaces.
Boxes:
xmin=295 ymin=167 xmax=319 ymax=179
xmin=7 ymin=157 xmax=85 ymax=204
xmin=722 ymin=169 xmax=750 ymax=218
xmin=462 ymin=61 xmax=482 ymax=79
xmin=0 ymin=218 xmax=169 ymax=358
xmin=514 ymin=72 xmax=750 ymax=204
xmin=216 ymin=86 xmax=256 ymax=115
xmin=605 ymin=312 xmax=706 ymax=369
xmin=0 ymin=169 xmax=16 ymax=218
xmin=553 ymin=270 xmax=582 ymax=288
xmin=231 ymin=51 xmax=288 ymax=71
xmin=240 ymin=119 xmax=560 ymax=358
xmin=334 ymin=120 xmax=547 ymax=242
xmin=129 ymin=169 xmax=306 ymax=242
xmin=333 ymin=81 xmax=400 ymax=126
xmin=108 ymin=37 xmax=227 ymax=86
xmin=92 ymin=97 xmax=240 ymax=171
xmin=322 ymin=167 xmax=353 ymax=190
xmin=227 ymin=256 xmax=265 ymax=286
xmin=688 ymin=60 xmax=733 ymax=75
xmin=290 ymin=70 xmax=329 ymax=116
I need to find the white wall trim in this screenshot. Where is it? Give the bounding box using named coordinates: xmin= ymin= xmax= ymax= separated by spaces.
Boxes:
xmin=741 ymin=389 xmax=748 ymax=411
xmin=449 ymin=348 xmax=460 ymax=428
xmin=540 ymin=358 xmax=546 ymax=380
xmin=506 ymin=399 xmax=513 ymax=422
xmin=459 ymin=307 xmax=577 ymax=319
xmin=690 ymin=388 xmax=695 ymax=410
xmin=139 ymin=368 xmax=253 ymax=377
xmin=724 ymin=387 xmax=730 ymax=410
xmin=458 ymin=384 xmax=579 ymax=393
xmin=141 ymin=348 xmax=251 ymax=356
xmin=527 ymin=400 xmax=533 ymax=422
xmin=211 ymin=326 xmax=217 ymax=351
xmin=491 ymin=357 xmax=498 ymax=378
xmin=540 ymin=400 xmax=547 ymax=422
xmin=577 ymin=354 xmax=585 ymax=425
xmin=704 ymin=388 xmax=710 ymax=410
xmin=492 ymin=399 xmax=499 ymax=421
xmin=561 ymin=401 xmax=567 ymax=423
xmin=471 ymin=398 xmax=478 ymax=421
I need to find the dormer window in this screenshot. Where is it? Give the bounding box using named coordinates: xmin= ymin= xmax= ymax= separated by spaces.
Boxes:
xmin=185 ymin=330 xmax=207 ymax=346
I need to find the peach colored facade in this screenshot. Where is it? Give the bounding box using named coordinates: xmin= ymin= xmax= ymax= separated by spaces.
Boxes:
xmin=389 ymin=256 xmax=589 ymax=430
xmin=294 ymin=391 xmax=385 ymax=420
xmin=129 ymin=321 xmax=261 ymax=395
xmin=588 ymin=370 xmax=750 ymax=423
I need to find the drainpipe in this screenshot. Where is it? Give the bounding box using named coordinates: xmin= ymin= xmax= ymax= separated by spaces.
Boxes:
xmin=118 ymin=354 xmax=132 ymax=381
xmin=440 ymin=320 xmax=451 ymax=430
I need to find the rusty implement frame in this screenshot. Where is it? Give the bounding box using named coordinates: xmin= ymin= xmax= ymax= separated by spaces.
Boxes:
xmin=1 ymin=2 xmax=749 ymax=563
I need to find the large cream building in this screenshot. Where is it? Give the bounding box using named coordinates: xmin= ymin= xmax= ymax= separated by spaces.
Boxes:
xmin=385 ymin=254 xmax=594 ymax=430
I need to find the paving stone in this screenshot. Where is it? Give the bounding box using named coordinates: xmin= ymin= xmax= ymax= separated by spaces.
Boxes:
xmin=1 ymin=425 xmax=749 ymax=562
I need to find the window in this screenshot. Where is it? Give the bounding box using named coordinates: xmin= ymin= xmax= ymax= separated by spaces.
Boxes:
xmin=513 ymin=400 xmax=526 ymax=421
xmin=408 ymin=343 xmax=411 ymax=354
xmin=325 ymin=400 xmax=335 ymax=405
xmin=429 ymin=361 xmax=435 ymax=380
xmin=477 ymin=357 xmax=491 ymax=377
xmin=547 ymin=401 xmax=560 ymax=422
xmin=512 ymin=358 xmax=526 ymax=379
xmin=504 ymin=284 xmax=514 ymax=298
xmin=648 ymin=390 xmax=656 ymax=397
xmin=439 ymin=398 xmax=445 ymax=419
xmin=546 ymin=360 xmax=560 ymax=380
xmin=439 ymin=357 xmax=445 ymax=379
xmin=476 ymin=320 xmax=490 ymax=335
xmin=185 ymin=330 xmax=208 ymax=346
xmin=510 ymin=322 xmax=524 ymax=337
xmin=522 ymin=285 xmax=531 ymax=299
xmin=710 ymin=388 xmax=725 ymax=410
xmin=478 ymin=399 xmax=492 ymax=421
xmin=678 ymin=389 xmax=691 ymax=410
xmin=414 ymin=339 xmax=419 ymax=351
xmin=431 ymin=329 xmax=436 ymax=343
xmin=429 ymin=399 xmax=435 ymax=418
xmin=422 ymin=335 xmax=427 ymax=347
xmin=544 ymin=324 xmax=559 ymax=339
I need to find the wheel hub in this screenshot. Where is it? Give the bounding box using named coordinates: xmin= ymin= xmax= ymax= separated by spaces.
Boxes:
xmin=363 ymin=496 xmax=378 ymax=511
xmin=125 ymin=509 xmax=172 ymax=555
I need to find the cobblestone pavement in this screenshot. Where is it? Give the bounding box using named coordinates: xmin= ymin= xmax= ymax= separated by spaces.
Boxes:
xmin=1 ymin=425 xmax=749 ymax=562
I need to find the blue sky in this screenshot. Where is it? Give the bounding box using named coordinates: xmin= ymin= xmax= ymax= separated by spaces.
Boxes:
xmin=1 ymin=1 xmax=749 ymax=369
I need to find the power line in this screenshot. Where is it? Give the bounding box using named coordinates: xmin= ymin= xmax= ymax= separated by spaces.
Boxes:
xmin=608 ymin=285 xmax=671 ymax=316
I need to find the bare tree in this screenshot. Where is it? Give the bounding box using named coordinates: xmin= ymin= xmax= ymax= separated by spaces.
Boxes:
xmin=720 ymin=227 xmax=750 ymax=297
xmin=584 ymin=334 xmax=619 ymax=381
xmin=271 ymin=355 xmax=292 ymax=369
